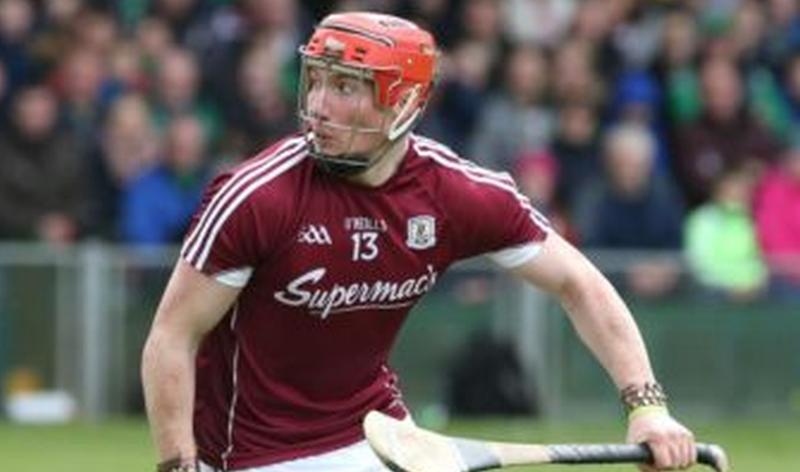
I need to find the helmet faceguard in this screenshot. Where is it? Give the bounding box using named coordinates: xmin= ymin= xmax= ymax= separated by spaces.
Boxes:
xmin=298 ymin=12 xmax=437 ymax=176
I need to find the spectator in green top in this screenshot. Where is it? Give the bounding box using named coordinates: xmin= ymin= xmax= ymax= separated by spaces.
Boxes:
xmin=684 ymin=167 xmax=767 ymax=300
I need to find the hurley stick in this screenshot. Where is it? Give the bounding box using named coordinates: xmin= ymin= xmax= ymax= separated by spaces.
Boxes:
xmin=363 ymin=410 xmax=729 ymax=472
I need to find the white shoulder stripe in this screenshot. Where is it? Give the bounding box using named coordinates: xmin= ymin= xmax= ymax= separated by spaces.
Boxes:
xmin=412 ymin=136 xmax=549 ymax=227
xmin=182 ymin=137 xmax=306 ymax=262
xmin=412 ymin=135 xmax=515 ymax=184
xmin=417 ymin=145 xmax=544 ymax=222
xmin=182 ymin=137 xmax=307 ymax=267
xmin=182 ymin=137 xmax=305 ymax=260
xmin=412 ymin=141 xmax=551 ymax=230
xmin=192 ymin=150 xmax=307 ymax=269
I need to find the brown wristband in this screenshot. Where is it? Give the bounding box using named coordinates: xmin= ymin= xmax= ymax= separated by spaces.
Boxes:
xmin=156 ymin=457 xmax=198 ymax=472
xmin=620 ymin=381 xmax=668 ymax=414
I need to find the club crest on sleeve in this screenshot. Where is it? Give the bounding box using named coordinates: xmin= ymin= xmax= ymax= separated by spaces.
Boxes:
xmin=406 ymin=215 xmax=436 ymax=250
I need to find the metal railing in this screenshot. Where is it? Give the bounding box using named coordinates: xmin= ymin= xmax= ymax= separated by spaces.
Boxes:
xmin=0 ymin=242 xmax=797 ymax=421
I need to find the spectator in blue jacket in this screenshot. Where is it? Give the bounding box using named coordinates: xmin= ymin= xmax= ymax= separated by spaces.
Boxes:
xmin=120 ymin=114 xmax=210 ymax=244
xmin=576 ymin=124 xmax=685 ymax=297
xmin=577 ymin=124 xmax=685 ymax=249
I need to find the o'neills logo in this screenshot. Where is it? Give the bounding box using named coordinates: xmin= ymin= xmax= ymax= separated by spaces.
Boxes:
xmin=274 ymin=265 xmax=439 ymax=319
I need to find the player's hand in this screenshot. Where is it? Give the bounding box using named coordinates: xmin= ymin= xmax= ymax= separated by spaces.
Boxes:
xmin=626 ymin=410 xmax=696 ymax=470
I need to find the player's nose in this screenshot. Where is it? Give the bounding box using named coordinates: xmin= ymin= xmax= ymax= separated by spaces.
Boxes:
xmin=306 ymin=87 xmax=331 ymax=124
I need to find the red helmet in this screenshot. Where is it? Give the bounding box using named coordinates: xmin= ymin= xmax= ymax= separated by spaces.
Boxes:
xmin=300 ymin=12 xmax=438 ymax=109
xmin=298 ymin=12 xmax=438 ymax=175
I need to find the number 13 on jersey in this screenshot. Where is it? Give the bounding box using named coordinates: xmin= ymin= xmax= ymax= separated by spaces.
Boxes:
xmin=351 ymin=232 xmax=379 ymax=261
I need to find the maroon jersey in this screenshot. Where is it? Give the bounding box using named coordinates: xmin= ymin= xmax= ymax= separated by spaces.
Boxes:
xmin=180 ymin=134 xmax=549 ymax=469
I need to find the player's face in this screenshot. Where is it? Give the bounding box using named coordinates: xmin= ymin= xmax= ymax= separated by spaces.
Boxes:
xmin=303 ymin=64 xmax=389 ymax=159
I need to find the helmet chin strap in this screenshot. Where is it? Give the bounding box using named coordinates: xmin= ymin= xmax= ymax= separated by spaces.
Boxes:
xmin=306 ymin=130 xmax=395 ymax=177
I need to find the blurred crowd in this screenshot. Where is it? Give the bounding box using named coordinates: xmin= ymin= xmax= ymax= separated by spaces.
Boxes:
xmin=0 ymin=0 xmax=799 ymax=300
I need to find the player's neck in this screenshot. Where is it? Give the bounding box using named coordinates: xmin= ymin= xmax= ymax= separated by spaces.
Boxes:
xmin=345 ymin=136 xmax=409 ymax=187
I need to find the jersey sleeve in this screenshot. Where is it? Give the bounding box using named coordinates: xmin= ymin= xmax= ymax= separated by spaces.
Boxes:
xmin=446 ymin=168 xmax=551 ymax=268
xmin=179 ymin=171 xmax=282 ymax=287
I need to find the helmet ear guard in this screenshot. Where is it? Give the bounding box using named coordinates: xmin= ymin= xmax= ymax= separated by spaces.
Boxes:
xmin=301 ymin=13 xmax=437 ymax=106
xmin=387 ymin=84 xmax=423 ymax=141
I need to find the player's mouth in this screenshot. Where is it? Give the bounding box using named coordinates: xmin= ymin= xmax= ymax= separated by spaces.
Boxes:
xmin=310 ymin=129 xmax=337 ymax=149
xmin=314 ymin=131 xmax=359 ymax=159
xmin=312 ymin=128 xmax=333 ymax=141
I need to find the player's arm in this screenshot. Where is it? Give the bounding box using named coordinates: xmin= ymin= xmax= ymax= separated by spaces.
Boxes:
xmin=510 ymin=232 xmax=652 ymax=387
xmin=508 ymin=232 xmax=695 ymax=471
xmin=141 ymin=260 xmax=242 ymax=469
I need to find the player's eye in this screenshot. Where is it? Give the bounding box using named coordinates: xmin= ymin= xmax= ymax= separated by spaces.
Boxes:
xmin=335 ymin=78 xmax=357 ymax=95
xmin=306 ymin=68 xmax=323 ymax=90
xmin=306 ymin=67 xmax=326 ymax=90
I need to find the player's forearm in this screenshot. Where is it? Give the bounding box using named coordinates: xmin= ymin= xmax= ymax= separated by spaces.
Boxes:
xmin=141 ymin=327 xmax=199 ymax=462
xmin=558 ymin=266 xmax=656 ymax=389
